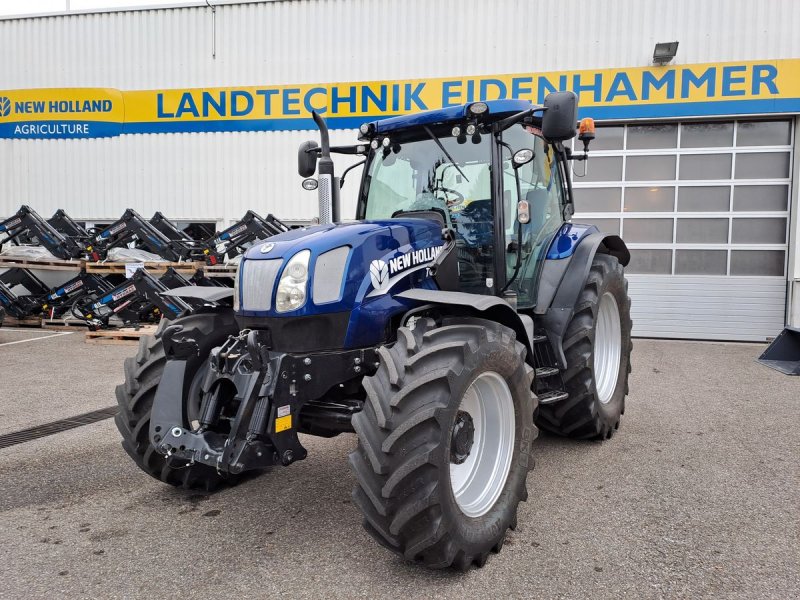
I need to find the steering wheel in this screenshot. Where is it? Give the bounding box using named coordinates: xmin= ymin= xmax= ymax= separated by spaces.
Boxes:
xmin=431 ymin=186 xmax=465 ymax=205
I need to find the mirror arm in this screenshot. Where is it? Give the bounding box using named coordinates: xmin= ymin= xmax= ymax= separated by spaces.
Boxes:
xmin=492 ymin=107 xmax=546 ymax=134
xmin=339 ymin=159 xmax=366 ymax=189
xmin=329 ymin=145 xmax=369 ymax=156
xmin=564 ymin=146 xmax=589 ymax=162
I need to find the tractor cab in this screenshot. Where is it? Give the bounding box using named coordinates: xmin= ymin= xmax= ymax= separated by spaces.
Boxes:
xmin=299 ymin=94 xmax=596 ymax=309
xmin=357 ymin=99 xmax=573 ymax=306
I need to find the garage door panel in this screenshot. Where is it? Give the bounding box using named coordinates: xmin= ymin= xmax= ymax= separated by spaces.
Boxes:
xmin=573 ymin=119 xmax=791 ymax=341
xmin=628 ymin=276 xmax=786 ymax=341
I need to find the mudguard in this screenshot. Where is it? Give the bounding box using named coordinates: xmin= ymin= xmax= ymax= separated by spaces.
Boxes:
xmin=538 ymin=232 xmax=630 ymax=369
xmin=395 ymin=289 xmax=533 ymax=357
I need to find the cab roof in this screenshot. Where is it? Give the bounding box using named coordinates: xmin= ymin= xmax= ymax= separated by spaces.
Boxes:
xmin=369 ymin=99 xmax=536 ymax=134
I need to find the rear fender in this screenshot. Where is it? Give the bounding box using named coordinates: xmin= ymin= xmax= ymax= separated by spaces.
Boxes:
xmin=538 ymin=232 xmax=630 ymax=368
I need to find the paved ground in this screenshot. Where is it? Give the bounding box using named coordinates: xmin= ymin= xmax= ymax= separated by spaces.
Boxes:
xmin=0 ymin=330 xmax=798 ymax=599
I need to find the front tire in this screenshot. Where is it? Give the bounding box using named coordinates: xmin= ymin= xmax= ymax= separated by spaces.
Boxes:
xmin=114 ymin=310 xmax=239 ymax=490
xmin=349 ymin=318 xmax=536 ymax=570
xmin=537 ymin=253 xmax=632 ymax=439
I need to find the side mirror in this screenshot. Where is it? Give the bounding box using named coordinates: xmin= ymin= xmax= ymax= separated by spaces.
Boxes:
xmin=298 ymin=140 xmax=319 ymax=177
xmin=542 ymin=91 xmax=578 ymax=141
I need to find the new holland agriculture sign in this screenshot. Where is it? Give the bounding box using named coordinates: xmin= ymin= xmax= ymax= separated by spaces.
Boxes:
xmin=0 ymin=59 xmax=798 ymax=140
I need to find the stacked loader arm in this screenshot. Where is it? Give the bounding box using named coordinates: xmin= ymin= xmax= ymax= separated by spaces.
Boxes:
xmin=69 ymin=268 xmax=205 ymax=329
xmin=0 ymin=205 xmax=85 ymax=259
xmin=48 ymin=209 xmax=92 ymax=240
xmin=202 ymin=211 xmax=290 ymax=265
xmin=40 ymin=270 xmax=115 ymax=318
xmin=89 ymin=209 xmax=200 ymax=262
xmin=150 ymin=212 xmax=199 ymax=243
xmin=0 ymin=268 xmax=50 ymax=318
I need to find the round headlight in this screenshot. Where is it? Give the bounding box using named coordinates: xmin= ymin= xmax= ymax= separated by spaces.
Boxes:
xmin=451 ymin=126 xmax=461 ymax=137
xmin=287 ymin=261 xmax=307 ymax=281
xmin=370 ymin=139 xmax=379 ymax=149
xmin=289 ymin=287 xmax=305 ymax=304
xmin=466 ymin=123 xmax=476 ymax=135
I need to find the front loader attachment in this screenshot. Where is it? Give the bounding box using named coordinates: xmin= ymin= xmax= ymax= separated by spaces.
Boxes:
xmin=758 ymin=327 xmax=800 ymax=375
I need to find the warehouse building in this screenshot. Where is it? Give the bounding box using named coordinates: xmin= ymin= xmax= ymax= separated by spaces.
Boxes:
xmin=1 ymin=0 xmax=798 ymax=341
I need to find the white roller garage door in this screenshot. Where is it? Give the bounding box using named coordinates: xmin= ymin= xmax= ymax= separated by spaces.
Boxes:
xmin=572 ymin=120 xmax=792 ymax=341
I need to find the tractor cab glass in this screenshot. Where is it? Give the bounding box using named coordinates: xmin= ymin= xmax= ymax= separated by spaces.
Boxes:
xmin=361 ymin=133 xmax=496 ymax=295
xmin=360 ymin=123 xmax=566 ymax=304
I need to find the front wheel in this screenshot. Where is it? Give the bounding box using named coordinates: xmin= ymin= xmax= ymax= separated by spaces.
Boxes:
xmin=114 ymin=310 xmax=240 ymax=490
xmin=349 ymin=318 xmax=537 ymax=570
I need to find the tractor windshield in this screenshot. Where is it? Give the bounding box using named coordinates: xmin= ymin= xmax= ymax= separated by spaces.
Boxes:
xmin=361 ymin=134 xmax=495 ymax=294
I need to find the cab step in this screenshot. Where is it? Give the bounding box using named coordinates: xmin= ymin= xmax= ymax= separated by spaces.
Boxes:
xmin=538 ymin=390 xmax=569 ymax=405
xmin=535 ymin=366 xmax=559 ymax=378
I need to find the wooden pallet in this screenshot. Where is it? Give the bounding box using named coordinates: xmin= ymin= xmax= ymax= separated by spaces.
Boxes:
xmin=41 ymin=318 xmax=89 ymax=331
xmin=1 ymin=315 xmax=43 ymax=328
xmin=84 ymin=261 xmax=203 ymax=276
xmin=203 ymin=264 xmax=237 ymax=278
xmin=84 ymin=325 xmax=157 ymax=346
xmin=0 ymin=257 xmax=84 ymax=272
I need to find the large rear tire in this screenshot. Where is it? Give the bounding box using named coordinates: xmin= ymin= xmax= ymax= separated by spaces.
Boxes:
xmin=349 ymin=317 xmax=536 ymax=570
xmin=114 ymin=310 xmax=240 ymax=490
xmin=537 ymin=253 xmax=632 ymax=439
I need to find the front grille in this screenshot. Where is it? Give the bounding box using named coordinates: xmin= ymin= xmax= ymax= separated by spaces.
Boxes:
xmin=240 ymin=259 xmax=282 ymax=311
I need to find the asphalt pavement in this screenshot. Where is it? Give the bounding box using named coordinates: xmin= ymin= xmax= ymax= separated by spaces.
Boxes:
xmin=0 ymin=329 xmax=798 ymax=599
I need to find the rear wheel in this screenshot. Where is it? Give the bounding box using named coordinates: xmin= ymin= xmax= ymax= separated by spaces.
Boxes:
xmin=537 ymin=254 xmax=632 ymax=439
xmin=114 ymin=310 xmax=240 ymax=490
xmin=349 ymin=317 xmax=536 ymax=569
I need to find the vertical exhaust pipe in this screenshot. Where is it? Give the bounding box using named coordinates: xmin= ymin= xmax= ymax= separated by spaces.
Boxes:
xmin=312 ymin=111 xmax=340 ymax=224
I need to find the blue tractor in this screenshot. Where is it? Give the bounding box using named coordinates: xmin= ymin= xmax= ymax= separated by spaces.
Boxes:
xmin=116 ymin=92 xmax=632 ymax=569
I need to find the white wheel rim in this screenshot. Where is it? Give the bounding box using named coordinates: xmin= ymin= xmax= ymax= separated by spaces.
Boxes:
xmin=449 ymin=371 xmax=515 ymax=518
xmin=594 ymin=291 xmax=622 ymax=404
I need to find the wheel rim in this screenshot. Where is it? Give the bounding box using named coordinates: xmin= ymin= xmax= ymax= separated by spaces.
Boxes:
xmin=594 ymin=291 xmax=622 ymax=405
xmin=449 ymin=371 xmax=515 ymax=518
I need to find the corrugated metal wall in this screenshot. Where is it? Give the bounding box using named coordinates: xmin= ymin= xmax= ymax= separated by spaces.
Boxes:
xmin=2 ymin=0 xmax=800 ymax=223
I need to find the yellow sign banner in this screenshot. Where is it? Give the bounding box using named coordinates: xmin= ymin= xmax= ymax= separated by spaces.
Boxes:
xmin=0 ymin=59 xmax=797 ymax=139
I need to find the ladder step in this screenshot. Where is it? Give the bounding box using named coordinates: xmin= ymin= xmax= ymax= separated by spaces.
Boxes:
xmin=539 ymin=390 xmax=569 ymax=405
xmin=532 ymin=334 xmax=547 ymax=343
xmin=535 ymin=366 xmax=559 ymax=378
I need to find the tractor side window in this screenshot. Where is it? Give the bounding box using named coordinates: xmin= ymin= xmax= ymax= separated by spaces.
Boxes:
xmin=501 ymin=126 xmax=565 ymax=308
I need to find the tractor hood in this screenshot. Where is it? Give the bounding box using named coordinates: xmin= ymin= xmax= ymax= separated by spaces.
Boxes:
xmin=242 ymin=219 xmax=441 ymax=263
xmin=235 ymin=218 xmax=445 ymax=349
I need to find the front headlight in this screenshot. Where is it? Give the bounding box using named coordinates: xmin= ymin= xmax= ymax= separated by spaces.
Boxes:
xmin=233 ymin=261 xmax=241 ymax=311
xmin=275 ymin=250 xmax=310 ymax=313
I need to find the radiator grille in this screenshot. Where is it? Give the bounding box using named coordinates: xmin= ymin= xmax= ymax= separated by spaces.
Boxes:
xmin=240 ymin=259 xmax=282 ymax=311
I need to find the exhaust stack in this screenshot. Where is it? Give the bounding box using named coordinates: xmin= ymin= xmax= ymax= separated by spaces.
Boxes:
xmin=312 ymin=111 xmax=340 ymax=224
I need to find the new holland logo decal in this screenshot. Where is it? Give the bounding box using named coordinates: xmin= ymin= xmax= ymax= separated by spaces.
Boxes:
xmin=368 ymin=245 xmax=443 ymax=296
xmin=369 ymin=259 xmax=390 ymax=293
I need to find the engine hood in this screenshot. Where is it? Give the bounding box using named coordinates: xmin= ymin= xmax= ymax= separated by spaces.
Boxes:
xmin=243 ymin=220 xmax=439 ymax=261
xmin=236 ymin=219 xmax=445 ymax=341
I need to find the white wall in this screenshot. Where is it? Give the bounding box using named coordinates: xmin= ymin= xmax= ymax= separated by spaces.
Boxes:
xmin=2 ymin=0 xmax=800 ymax=224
